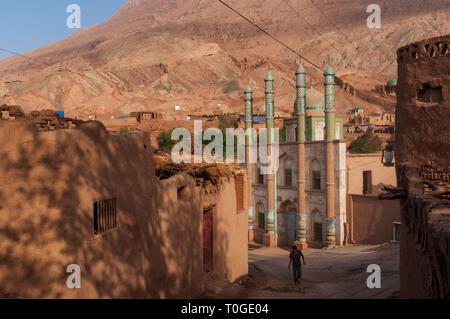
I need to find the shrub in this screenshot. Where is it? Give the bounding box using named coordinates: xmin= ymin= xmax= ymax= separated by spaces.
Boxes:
xmin=348 ymin=128 xmax=382 ymax=153
xmin=157 ymin=129 xmax=176 ymax=151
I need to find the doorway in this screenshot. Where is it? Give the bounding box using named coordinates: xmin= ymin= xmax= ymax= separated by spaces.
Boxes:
xmin=314 ymin=222 xmax=323 ymax=242
xmin=203 ymin=208 xmax=213 ymax=272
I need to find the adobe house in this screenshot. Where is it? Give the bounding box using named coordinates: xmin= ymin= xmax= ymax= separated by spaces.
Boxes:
xmin=346 ymin=153 xmax=400 ymax=245
xmin=200 ymin=170 xmax=249 ymax=282
xmin=154 ymin=156 xmax=249 ymax=283
xmin=0 ymin=119 xmax=248 ymax=298
xmin=395 ymin=35 xmax=450 ymax=298
xmin=132 ymin=111 xmax=163 ymax=122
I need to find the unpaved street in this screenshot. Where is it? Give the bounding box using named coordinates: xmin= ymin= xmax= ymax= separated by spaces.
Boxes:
xmin=204 ymin=243 xmax=399 ymax=299
xmin=246 ymin=243 xmax=400 ymax=299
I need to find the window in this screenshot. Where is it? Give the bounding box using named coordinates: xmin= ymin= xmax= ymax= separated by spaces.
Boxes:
xmin=363 ymin=171 xmax=373 ymax=194
xmin=94 ymin=197 xmax=117 ymax=235
xmin=312 ymin=171 xmax=321 ymax=190
xmin=393 ymin=222 xmax=401 ymax=242
xmin=235 ymin=174 xmax=245 ymax=212
xmin=285 ymin=168 xmax=293 ymax=187
xmin=258 ymin=167 xmax=264 ymax=184
xmin=417 ymin=83 xmax=442 ymax=103
xmin=312 ymin=160 xmax=321 ymax=190
xmin=258 ymin=213 xmax=265 ymax=229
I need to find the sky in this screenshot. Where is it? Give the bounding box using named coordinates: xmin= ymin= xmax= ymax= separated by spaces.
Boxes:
xmin=0 ymin=0 xmax=127 ymax=59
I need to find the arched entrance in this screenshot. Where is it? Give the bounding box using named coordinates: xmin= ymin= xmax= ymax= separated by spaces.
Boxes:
xmin=254 ymin=202 xmax=266 ymax=244
xmin=310 ymin=210 xmax=323 ymax=243
xmin=278 ymin=200 xmax=296 ymax=246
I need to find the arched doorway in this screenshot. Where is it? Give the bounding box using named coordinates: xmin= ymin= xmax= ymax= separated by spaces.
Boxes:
xmin=310 ymin=210 xmax=323 ymax=243
xmin=254 ymin=202 xmax=266 ymax=244
xmin=278 ymin=200 xmax=296 ymax=246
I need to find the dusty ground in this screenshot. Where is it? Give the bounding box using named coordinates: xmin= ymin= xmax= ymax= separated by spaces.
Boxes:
xmin=204 ymin=242 xmax=400 ymax=299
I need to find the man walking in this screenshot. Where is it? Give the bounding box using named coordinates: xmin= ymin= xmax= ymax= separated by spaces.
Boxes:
xmin=288 ymin=245 xmax=306 ymax=285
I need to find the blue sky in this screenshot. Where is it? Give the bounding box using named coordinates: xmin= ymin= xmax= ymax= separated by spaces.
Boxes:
xmin=0 ymin=0 xmax=127 ymax=59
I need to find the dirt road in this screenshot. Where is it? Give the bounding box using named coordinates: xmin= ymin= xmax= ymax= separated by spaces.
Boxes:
xmin=246 ymin=243 xmax=400 ymax=299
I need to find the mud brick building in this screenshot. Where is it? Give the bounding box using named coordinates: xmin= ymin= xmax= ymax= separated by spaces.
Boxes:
xmin=0 ymin=120 xmax=248 ymax=298
xmin=396 ymin=35 xmax=450 ymax=298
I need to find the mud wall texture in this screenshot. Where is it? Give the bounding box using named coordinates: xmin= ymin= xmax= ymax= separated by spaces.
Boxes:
xmin=347 ymin=195 xmax=400 ymax=244
xmin=347 ymin=153 xmax=397 ymax=195
xmin=347 ymin=195 xmax=400 ymax=245
xmin=396 ymin=35 xmax=450 ymax=174
xmin=202 ymin=177 xmax=249 ymax=282
xmin=396 ymin=35 xmax=450 ymax=299
xmin=399 ymin=167 xmax=450 ymax=298
xmin=0 ymin=120 xmax=203 ymax=298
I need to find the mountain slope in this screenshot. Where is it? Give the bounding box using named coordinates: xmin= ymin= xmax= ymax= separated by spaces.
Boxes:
xmin=0 ymin=0 xmax=448 ymax=118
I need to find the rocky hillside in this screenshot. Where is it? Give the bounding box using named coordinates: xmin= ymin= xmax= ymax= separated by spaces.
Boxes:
xmin=0 ymin=0 xmax=448 ymax=118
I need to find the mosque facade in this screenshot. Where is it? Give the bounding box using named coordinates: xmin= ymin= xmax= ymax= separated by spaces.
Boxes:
xmin=246 ymin=65 xmax=347 ymax=248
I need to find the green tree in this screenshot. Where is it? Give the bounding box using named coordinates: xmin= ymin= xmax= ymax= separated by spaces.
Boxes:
xmin=348 ymin=128 xmax=382 ymax=154
xmin=218 ymin=115 xmax=239 ymax=159
xmin=157 ymin=129 xmax=176 ymax=151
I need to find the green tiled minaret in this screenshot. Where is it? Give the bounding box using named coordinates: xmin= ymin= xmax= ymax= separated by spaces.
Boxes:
xmin=324 ymin=65 xmax=336 ymax=247
xmin=295 ymin=65 xmax=307 ymax=248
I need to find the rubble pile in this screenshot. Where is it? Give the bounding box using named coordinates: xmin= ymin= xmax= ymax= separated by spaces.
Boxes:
xmin=0 ymin=105 xmax=84 ymax=131
xmin=29 ymin=110 xmax=84 ymax=131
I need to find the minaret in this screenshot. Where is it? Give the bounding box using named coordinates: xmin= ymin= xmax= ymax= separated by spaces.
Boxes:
xmin=264 ymin=69 xmax=276 ymax=247
xmin=294 ymin=65 xmax=307 ymax=249
xmin=244 ymin=86 xmax=255 ymax=241
xmin=324 ymin=65 xmax=336 ymax=247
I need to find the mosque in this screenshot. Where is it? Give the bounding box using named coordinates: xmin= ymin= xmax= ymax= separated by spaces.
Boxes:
xmin=245 ymin=65 xmax=347 ymax=248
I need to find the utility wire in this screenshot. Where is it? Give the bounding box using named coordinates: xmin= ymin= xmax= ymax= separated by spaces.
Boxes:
xmin=308 ymin=0 xmax=355 ymax=46
xmin=216 ymin=0 xmax=326 ymax=73
xmin=280 ymin=0 xmax=350 ymax=64
xmin=0 ymin=47 xmax=50 ymax=66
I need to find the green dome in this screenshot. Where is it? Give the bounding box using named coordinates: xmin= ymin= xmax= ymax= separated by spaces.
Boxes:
xmin=387 ymin=78 xmax=397 ymax=85
xmin=306 ymin=86 xmax=324 ymax=110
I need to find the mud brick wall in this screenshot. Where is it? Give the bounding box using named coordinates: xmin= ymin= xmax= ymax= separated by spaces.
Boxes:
xmin=399 ymin=167 xmax=450 ymax=298
xmin=396 ymin=35 xmax=450 ymax=174
xmin=396 ymin=35 xmax=450 ymax=299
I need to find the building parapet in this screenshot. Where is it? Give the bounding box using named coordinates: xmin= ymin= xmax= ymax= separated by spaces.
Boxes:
xmin=398 ymin=35 xmax=450 ymax=63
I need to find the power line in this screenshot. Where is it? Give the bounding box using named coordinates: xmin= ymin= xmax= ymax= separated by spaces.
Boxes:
xmin=308 ymin=0 xmax=355 ymax=46
xmin=0 ymin=47 xmax=50 ymax=66
xmin=280 ymin=0 xmax=350 ymax=64
xmin=307 ymin=0 xmax=402 ymax=75
xmin=216 ymin=0 xmax=326 ymax=73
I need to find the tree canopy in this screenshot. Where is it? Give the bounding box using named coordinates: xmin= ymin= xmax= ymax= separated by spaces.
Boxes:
xmin=348 ymin=128 xmax=382 ymax=153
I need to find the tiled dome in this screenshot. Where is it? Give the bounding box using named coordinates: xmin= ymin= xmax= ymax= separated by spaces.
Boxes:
xmin=306 ymin=85 xmax=325 ymax=116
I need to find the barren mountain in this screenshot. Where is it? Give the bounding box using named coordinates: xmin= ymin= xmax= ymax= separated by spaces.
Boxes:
xmin=0 ymin=0 xmax=448 ymax=119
